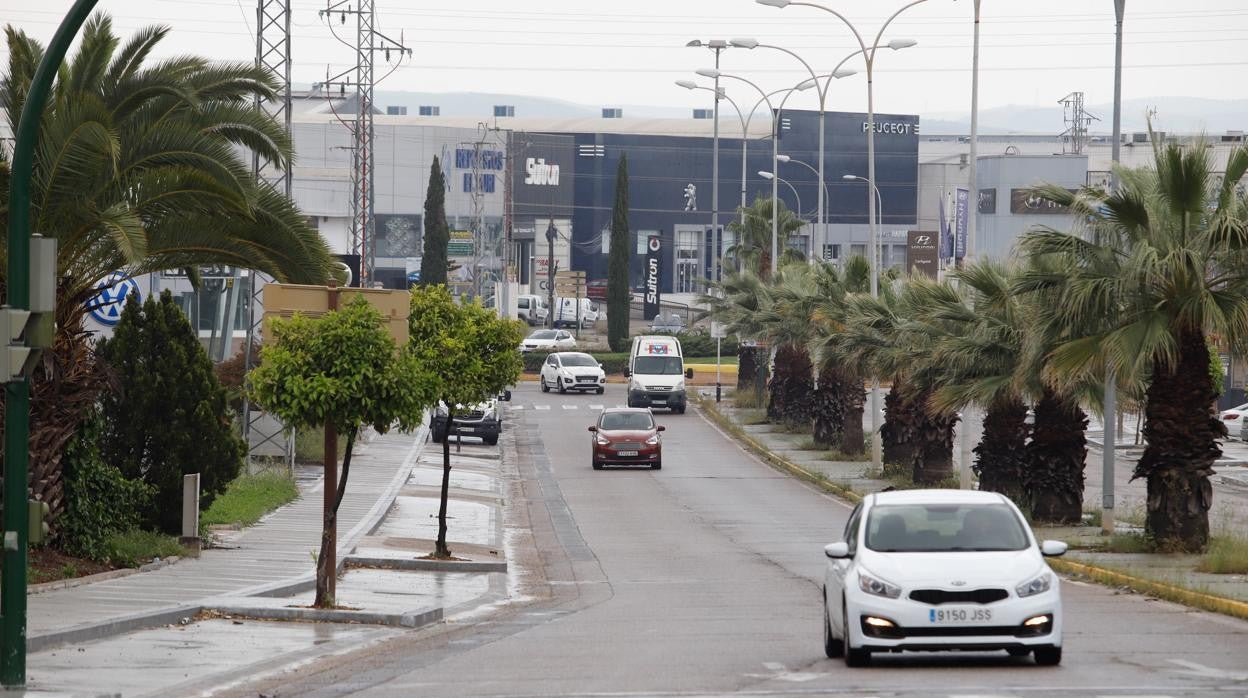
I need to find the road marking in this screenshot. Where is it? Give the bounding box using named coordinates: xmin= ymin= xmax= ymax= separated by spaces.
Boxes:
xmin=1167 ymin=658 xmax=1248 ymax=681
xmin=743 ymin=662 xmax=824 ymax=684
xmin=588 ymin=404 xmax=604 ymax=410
xmin=561 ymin=404 xmax=578 ymax=410
xmin=509 ymin=405 xmax=525 ymax=410
xmin=534 ymin=405 xmax=551 ymax=411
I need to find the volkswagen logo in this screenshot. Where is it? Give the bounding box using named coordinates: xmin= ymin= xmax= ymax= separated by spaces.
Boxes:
xmin=950 ymin=580 xmax=968 ymax=587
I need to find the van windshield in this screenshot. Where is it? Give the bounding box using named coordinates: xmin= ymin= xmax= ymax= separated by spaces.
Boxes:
xmin=634 ymin=356 xmax=683 ymax=375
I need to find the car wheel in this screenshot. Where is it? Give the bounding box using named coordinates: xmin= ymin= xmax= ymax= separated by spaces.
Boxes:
xmin=540 ymin=377 xmax=550 ymax=393
xmin=596 ymin=387 xmax=605 ymax=395
xmin=843 ymin=603 xmax=870 ymax=667
xmin=484 ymin=435 xmax=498 ymax=446
xmin=675 ymin=404 xmax=686 ymax=414
xmin=652 ymin=460 xmax=662 ymax=470
xmin=1007 ymin=647 xmax=1031 ymax=658
xmin=1033 ymin=646 xmax=1062 ymax=666
xmin=823 ymin=593 xmax=844 ymax=658
xmin=558 ymin=381 xmax=567 ymax=394
xmin=592 ymin=461 xmax=603 ymax=470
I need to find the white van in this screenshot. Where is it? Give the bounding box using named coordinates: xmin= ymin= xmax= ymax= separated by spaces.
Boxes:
xmin=517 ymin=295 xmax=549 ymax=326
xmin=553 ymin=297 xmax=599 ymax=329
xmin=625 ymin=335 xmax=693 ymax=413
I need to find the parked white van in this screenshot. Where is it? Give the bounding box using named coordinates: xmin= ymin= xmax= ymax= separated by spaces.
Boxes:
xmin=553 ymin=297 xmax=599 ymax=329
xmin=625 ymin=335 xmax=693 ymax=413
xmin=517 ymin=295 xmax=549 ymax=326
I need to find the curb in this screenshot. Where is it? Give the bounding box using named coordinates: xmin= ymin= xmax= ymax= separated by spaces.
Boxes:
xmin=28 ymin=604 xmax=202 ymax=653
xmin=345 ymin=555 xmax=507 ymax=573
xmin=1050 ymin=558 xmax=1248 ymax=623
xmin=205 ymin=603 xmax=443 ymax=629
xmin=28 ymin=556 xmax=182 ymax=596
xmin=695 ymin=397 xmax=863 ymax=504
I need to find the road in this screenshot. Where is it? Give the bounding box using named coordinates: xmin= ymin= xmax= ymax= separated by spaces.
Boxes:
xmin=239 ymin=381 xmax=1248 ymax=698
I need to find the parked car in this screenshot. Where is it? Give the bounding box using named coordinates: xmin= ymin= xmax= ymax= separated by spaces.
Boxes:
xmin=586 ymin=279 xmax=608 ymax=302
xmin=520 ymin=329 xmax=576 ymax=353
xmin=540 ymin=352 xmax=606 ymax=394
xmin=517 ymin=294 xmax=549 ymax=326
xmin=822 ymin=489 xmax=1066 ymax=667
xmin=649 ymin=312 xmax=686 ymax=334
xmin=431 ymin=397 xmax=504 ymax=446
xmin=1219 ymin=401 xmax=1248 ymax=438
xmin=588 ymin=408 xmax=665 ymax=470
xmin=552 ymin=297 xmax=599 ymax=329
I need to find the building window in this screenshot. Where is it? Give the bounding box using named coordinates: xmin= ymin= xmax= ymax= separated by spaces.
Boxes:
xmin=850 ymin=244 xmax=866 ymax=260
xmin=494 ymin=105 xmax=515 ymax=117
xmin=386 ymin=106 xmax=407 ymax=115
xmin=602 ymin=108 xmax=623 ymax=119
xmin=693 ymin=109 xmax=713 ymax=120
xmin=418 ymin=105 xmax=439 ymax=116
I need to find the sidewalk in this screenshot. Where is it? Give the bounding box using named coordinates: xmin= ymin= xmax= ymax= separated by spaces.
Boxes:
xmin=27 ymin=427 xmax=424 ymax=650
xmin=698 ymin=394 xmax=1248 ymax=617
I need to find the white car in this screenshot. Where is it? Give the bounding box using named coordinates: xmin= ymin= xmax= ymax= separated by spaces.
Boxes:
xmin=1219 ymin=401 xmax=1248 ymax=438
xmin=822 ymin=489 xmax=1066 ymax=667
xmin=520 ymin=329 xmax=575 ymax=353
xmin=540 ymin=352 xmax=606 ymax=394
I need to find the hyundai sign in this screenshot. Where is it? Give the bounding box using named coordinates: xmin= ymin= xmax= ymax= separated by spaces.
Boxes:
xmin=644 ymin=235 xmax=661 ymax=321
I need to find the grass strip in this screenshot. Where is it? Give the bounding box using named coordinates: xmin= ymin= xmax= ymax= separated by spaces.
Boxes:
xmin=202 ymin=471 xmax=300 ymax=529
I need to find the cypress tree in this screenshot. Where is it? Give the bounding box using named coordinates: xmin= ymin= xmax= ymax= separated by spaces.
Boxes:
xmin=607 ymin=154 xmax=631 ymax=352
xmin=96 ymin=291 xmax=244 ymax=534
xmin=420 ymin=156 xmax=450 ymax=286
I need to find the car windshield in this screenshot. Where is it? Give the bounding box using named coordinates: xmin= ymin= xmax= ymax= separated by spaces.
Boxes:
xmin=560 ymin=353 xmax=598 ymax=367
xmin=633 ymin=356 xmax=683 ymax=375
xmin=599 ymin=412 xmax=655 ymax=431
xmin=530 ymin=331 xmax=557 ymax=340
xmin=864 ymin=503 xmax=1029 ymax=552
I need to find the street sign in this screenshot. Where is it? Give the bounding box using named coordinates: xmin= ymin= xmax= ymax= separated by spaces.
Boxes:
xmin=262 ymin=284 xmax=410 ymax=345
xmin=710 ymin=321 xmax=726 ymax=339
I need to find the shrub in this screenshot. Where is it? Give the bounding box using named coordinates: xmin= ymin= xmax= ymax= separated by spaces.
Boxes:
xmin=214 ymin=340 xmax=261 ymax=414
xmin=96 ymin=291 xmax=244 ymax=535
xmin=103 ymin=530 xmax=185 ymax=568
xmin=59 ymin=407 xmax=155 ymax=561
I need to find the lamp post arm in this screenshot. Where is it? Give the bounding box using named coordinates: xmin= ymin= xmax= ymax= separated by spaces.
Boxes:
xmin=821 ymin=49 xmax=867 ymax=103
xmin=759 ymin=43 xmax=824 ymax=103
xmin=872 ymin=0 xmax=931 ymax=61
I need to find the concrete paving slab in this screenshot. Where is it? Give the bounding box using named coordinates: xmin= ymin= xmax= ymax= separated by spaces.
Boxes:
xmin=371 ymin=495 xmax=498 ymax=547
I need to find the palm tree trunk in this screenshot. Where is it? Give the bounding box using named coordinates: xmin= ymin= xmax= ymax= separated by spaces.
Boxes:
xmin=881 ymin=381 xmax=914 ymax=467
xmin=737 ymin=346 xmax=758 ymax=391
xmin=1135 ymin=326 xmax=1221 ymax=551
xmin=909 ymin=388 xmax=956 ymax=485
xmin=1025 ymin=388 xmax=1087 ymax=524
xmin=812 ymin=363 xmax=864 ymax=454
xmin=769 ymin=344 xmax=814 ymax=428
xmin=974 ymin=397 xmax=1030 ymax=504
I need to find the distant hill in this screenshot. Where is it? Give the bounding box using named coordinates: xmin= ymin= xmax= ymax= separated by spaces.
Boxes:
xmin=335 ymin=88 xmax=1245 ymax=136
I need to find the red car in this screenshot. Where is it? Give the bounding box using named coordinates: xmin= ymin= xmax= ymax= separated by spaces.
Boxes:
xmin=588 ymin=408 xmax=665 ymax=470
xmin=586 ymin=279 xmax=608 ymax=302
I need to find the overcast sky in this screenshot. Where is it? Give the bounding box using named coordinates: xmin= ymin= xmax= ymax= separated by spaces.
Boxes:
xmin=5 ymin=1 xmax=1247 ymax=118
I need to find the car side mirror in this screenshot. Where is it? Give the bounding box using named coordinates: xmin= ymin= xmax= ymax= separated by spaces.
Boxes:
xmin=588 ymin=426 xmax=598 ymax=432
xmin=685 ymin=368 xmax=694 ymax=379
xmin=623 ymin=367 xmax=632 ymax=377
xmin=1040 ymin=540 xmax=1068 ymax=557
xmin=500 ymin=390 xmax=512 ymax=402
xmin=656 ymin=425 xmax=666 ymax=432
xmin=824 ymin=542 xmax=851 ymax=559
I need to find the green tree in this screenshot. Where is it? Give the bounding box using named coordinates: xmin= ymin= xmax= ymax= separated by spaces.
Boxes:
xmin=420 ymin=157 xmax=450 ymax=286
xmin=408 ymin=286 xmax=523 ymax=558
xmin=1016 ymin=139 xmax=1248 ymax=548
xmin=809 ymin=256 xmax=872 ymax=454
xmin=607 ymin=155 xmax=632 ymax=352
xmin=250 ymin=296 xmax=434 ymax=606
xmin=1 ymin=15 xmax=333 ymax=530
xmin=96 ymin=291 xmax=243 ymax=534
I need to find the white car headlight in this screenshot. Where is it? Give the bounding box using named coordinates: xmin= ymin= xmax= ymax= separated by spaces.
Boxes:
xmin=857 ymin=571 xmax=902 ymax=599
xmin=1016 ymin=572 xmax=1054 ymax=598
xmin=645 ymin=434 xmax=660 ymax=445
xmin=595 ymin=435 xmax=610 ymax=446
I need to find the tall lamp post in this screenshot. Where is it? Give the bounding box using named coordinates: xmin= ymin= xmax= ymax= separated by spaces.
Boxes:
xmin=698 ymin=69 xmax=814 ymax=278
xmin=687 ymin=40 xmax=730 ymax=283
xmin=1103 ymin=0 xmax=1126 ymax=535
xmin=777 ymin=154 xmax=833 ymax=230
xmin=842 ymin=172 xmax=886 ymax=468
xmin=727 ymin=40 xmax=859 ymax=252
xmin=759 ymin=0 xmax=927 ymax=470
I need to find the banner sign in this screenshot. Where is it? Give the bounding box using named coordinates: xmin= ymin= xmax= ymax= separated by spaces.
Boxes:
xmin=939 ymin=195 xmax=953 ymax=260
xmin=907 ymin=231 xmax=939 ymax=279
xmin=448 ymin=230 xmax=474 ymax=257
xmin=1010 ymin=188 xmax=1077 ymax=214
xmin=978 ymin=188 xmax=997 ymax=214
xmin=643 ymin=235 xmax=662 ymax=321
xmin=954 ymin=188 xmax=969 ymax=260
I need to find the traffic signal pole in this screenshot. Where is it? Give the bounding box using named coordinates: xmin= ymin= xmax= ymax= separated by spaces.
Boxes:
xmin=3 ymin=0 xmax=98 ymax=686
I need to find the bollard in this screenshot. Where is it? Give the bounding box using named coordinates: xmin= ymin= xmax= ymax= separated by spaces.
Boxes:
xmin=181 ymin=473 xmax=201 ymax=549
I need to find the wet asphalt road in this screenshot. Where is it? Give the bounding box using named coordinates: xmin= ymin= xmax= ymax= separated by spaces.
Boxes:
xmin=242 ymin=381 xmax=1248 ymax=698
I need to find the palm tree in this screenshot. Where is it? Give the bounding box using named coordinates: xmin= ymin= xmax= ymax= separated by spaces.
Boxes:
xmin=725 ymin=195 xmax=805 ymax=281
xmin=808 ymin=256 xmax=872 ymax=453
xmin=756 ymin=262 xmax=821 ymax=428
xmin=2 ymin=16 xmax=334 ymax=527
xmin=701 ymin=270 xmax=769 ymax=393
xmin=1016 ymin=137 xmax=1248 ymax=549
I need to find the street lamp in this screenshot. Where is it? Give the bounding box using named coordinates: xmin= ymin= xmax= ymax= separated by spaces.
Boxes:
xmin=841 ymin=174 xmax=882 ymax=268
xmin=759 ymin=170 xmax=803 ymax=223
xmin=687 ymin=39 xmax=730 ymax=284
xmin=698 ymin=68 xmax=814 ymax=277
xmin=776 ymin=154 xmax=833 ymax=229
xmin=728 ymin=38 xmax=857 ymax=253
xmin=760 ymin=0 xmax=927 ymax=470
xmin=843 ymin=171 xmax=886 ymax=471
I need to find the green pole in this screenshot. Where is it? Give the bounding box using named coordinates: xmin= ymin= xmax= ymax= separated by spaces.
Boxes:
xmin=3 ymin=0 xmax=98 ymax=686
